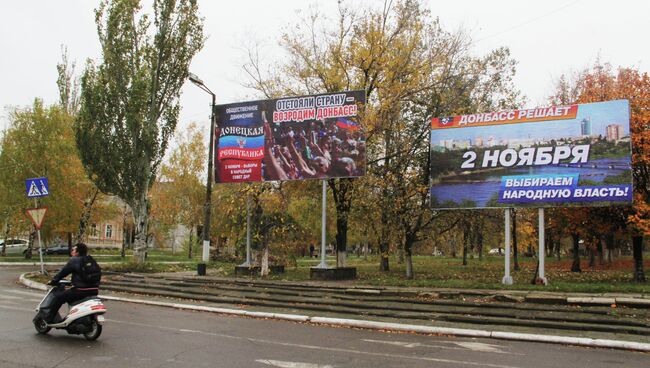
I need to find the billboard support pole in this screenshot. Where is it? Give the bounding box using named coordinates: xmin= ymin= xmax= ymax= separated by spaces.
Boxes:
xmin=317 ymin=180 xmax=328 ymax=269
xmin=538 ymin=208 xmax=548 ymax=285
xmin=502 ymin=208 xmax=513 ymax=285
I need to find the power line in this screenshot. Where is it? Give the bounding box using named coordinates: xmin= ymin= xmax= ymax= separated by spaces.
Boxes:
xmin=473 ymin=0 xmax=582 ymax=44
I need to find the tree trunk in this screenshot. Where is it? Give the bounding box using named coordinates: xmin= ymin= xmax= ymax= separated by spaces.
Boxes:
xmin=512 ymin=211 xmax=519 ymax=271
xmin=379 ymin=229 xmax=390 ymax=271
xmin=450 ymin=236 xmax=457 ymax=258
xmin=554 ymin=232 xmax=561 ymax=261
xmin=571 ymin=233 xmax=581 ymax=272
xmin=1 ymin=221 xmax=9 ymax=256
xmin=337 ymin=250 xmax=347 ymax=268
xmin=597 ymin=237 xmax=604 ymax=266
xmin=25 ymin=229 xmax=36 ymax=259
xmin=606 ymin=233 xmax=614 ymax=264
xmin=75 ymin=188 xmax=99 ymax=243
xmin=397 ymin=247 xmax=404 ymax=264
xmin=588 ymin=244 xmax=595 ymax=268
xmin=378 ymin=231 xmax=390 ymax=270
xmin=379 ymin=126 xmax=392 ymax=272
xmin=336 ymin=211 xmax=348 ymax=268
xmin=379 ymin=219 xmax=390 ymax=270
xmin=405 ymin=246 xmax=413 ymax=280
xmin=363 ymin=234 xmax=369 ymax=260
xmin=331 ymin=178 xmax=353 ymax=269
xmin=120 ymin=203 xmax=128 ymax=258
xmin=67 ymin=232 xmax=72 ymax=256
xmin=260 ymin=240 xmax=269 ymax=277
xmin=121 ymin=227 xmax=127 ymax=258
xmin=121 ymin=225 xmax=128 ymax=258
xmin=477 ymin=226 xmax=484 ymax=261
xmin=530 ymin=259 xmax=540 ymax=284
xmin=462 ymin=226 xmax=468 ymax=266
xmin=632 ymin=235 xmax=646 ymax=282
xmin=132 ymin=191 xmax=150 ymax=264
xmin=188 ymin=226 xmax=194 ymax=259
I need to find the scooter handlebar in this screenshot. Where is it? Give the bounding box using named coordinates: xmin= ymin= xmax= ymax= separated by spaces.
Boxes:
xmin=48 ymin=279 xmax=72 ymax=287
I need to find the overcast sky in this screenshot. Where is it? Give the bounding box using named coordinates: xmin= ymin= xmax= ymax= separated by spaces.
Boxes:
xmin=1 ymin=0 xmax=648 ymax=138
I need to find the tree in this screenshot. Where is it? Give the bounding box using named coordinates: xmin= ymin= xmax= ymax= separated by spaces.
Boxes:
xmin=150 ymin=122 xmax=206 ymax=255
xmin=552 ymin=62 xmax=649 ymax=282
xmin=76 ymin=0 xmax=204 ymax=262
xmin=245 ymin=0 xmax=520 ymax=276
xmin=0 ymin=101 xmax=91 ymax=256
xmin=56 ymin=46 xmax=104 ymax=245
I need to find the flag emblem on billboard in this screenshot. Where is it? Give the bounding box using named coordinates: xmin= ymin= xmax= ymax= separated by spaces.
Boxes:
xmin=335 ymin=118 xmax=359 ymax=131
xmin=439 ymin=117 xmax=453 ymax=127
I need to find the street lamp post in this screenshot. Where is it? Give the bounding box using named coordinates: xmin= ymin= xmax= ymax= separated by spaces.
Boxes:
xmin=188 ymin=73 xmax=216 ymax=274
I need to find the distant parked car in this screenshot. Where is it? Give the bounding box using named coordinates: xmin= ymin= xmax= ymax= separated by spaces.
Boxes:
xmin=488 ymin=248 xmax=504 ymax=256
xmin=0 ymin=239 xmax=31 ymax=255
xmin=43 ymin=245 xmax=70 ymax=255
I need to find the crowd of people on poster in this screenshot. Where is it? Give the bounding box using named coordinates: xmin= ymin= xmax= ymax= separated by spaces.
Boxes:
xmin=214 ymin=90 xmax=366 ymax=183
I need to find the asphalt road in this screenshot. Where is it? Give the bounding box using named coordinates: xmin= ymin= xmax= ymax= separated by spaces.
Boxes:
xmin=0 ymin=265 xmax=647 ymax=368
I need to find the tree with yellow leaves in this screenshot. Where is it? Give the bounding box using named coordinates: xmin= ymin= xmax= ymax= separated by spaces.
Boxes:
xmin=0 ymin=101 xmax=94 ymax=257
xmin=245 ymin=0 xmax=521 ymax=278
xmin=552 ymin=61 xmax=649 ymax=282
xmin=150 ymin=123 xmax=206 ymax=256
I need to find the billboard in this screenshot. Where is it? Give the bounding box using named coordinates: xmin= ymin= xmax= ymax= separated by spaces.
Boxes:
xmin=214 ymin=90 xmax=366 ymax=183
xmin=429 ymin=100 xmax=632 ymax=209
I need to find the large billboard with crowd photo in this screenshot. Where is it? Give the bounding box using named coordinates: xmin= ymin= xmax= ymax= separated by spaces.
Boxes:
xmin=429 ymin=99 xmax=633 ymax=210
xmin=214 ymin=90 xmax=366 ymax=183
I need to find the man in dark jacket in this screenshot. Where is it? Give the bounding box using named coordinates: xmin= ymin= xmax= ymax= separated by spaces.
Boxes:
xmin=45 ymin=243 xmax=99 ymax=323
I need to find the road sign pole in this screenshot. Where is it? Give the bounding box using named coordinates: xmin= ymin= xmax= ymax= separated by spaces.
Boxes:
xmin=36 ymin=229 xmax=45 ymax=275
xmin=34 ymin=199 xmax=45 ymax=275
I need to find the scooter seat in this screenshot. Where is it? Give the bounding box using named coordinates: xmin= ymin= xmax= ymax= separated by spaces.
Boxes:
xmin=68 ymin=296 xmax=100 ymax=306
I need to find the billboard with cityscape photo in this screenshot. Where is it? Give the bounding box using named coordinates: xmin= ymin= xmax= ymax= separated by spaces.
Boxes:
xmin=429 ymin=100 xmax=632 ymax=210
xmin=214 ymin=90 xmax=366 ymax=183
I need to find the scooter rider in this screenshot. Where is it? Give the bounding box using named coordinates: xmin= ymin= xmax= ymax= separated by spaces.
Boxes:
xmin=45 ymin=243 xmax=99 ymax=323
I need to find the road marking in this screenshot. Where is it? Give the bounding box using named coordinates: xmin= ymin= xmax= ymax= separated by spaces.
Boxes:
xmin=362 ymin=339 xmax=520 ymax=355
xmin=0 ymin=304 xmax=29 ymax=312
xmin=0 ymin=295 xmax=24 ymax=300
xmin=2 ymin=288 xmax=42 ymax=297
xmin=0 ymin=296 xmax=41 ymax=304
xmin=256 ymin=359 xmax=334 ymax=368
xmin=112 ymin=319 xmax=523 ymax=368
xmin=454 ymin=342 xmax=509 ymax=353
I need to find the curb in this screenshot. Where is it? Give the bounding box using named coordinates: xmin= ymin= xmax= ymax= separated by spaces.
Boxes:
xmin=18 ymin=273 xmax=650 ymax=352
xmin=0 ymin=261 xmax=191 ymax=266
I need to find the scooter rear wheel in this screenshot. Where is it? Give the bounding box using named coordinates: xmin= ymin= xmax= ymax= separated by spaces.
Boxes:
xmin=33 ymin=317 xmax=51 ymax=334
xmin=83 ymin=317 xmax=102 ymax=341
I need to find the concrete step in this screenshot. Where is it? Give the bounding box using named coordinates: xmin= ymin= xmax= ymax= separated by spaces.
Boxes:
xmin=102 ymin=276 xmax=650 ymax=336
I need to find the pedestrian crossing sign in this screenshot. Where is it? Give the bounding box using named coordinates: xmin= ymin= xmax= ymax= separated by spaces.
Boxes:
xmin=26 ymin=207 xmax=47 ymax=229
xmin=25 ymin=177 xmax=49 ymax=198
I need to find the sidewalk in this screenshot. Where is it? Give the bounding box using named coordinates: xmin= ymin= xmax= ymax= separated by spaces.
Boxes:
xmin=20 ymin=270 xmax=650 ymax=352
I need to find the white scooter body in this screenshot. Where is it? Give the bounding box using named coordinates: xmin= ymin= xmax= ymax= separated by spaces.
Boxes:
xmin=43 ymin=298 xmax=106 ymax=328
xmin=33 ymin=280 xmax=106 ymax=340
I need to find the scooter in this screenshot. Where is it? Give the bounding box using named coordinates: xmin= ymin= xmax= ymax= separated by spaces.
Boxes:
xmin=33 ymin=280 xmax=106 ymax=340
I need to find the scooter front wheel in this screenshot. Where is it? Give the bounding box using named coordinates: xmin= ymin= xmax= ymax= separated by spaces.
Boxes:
xmin=33 ymin=317 xmax=51 ymax=335
xmin=83 ymin=317 xmax=102 ymax=341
